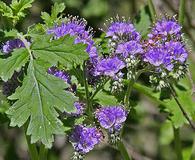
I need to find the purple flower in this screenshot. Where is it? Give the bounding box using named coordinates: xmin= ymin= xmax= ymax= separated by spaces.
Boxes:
xmin=71 ymin=102 xmax=85 ymax=116
xmin=94 ymin=57 xmax=125 ymax=77
xmin=148 ymin=18 xmax=182 ymax=40
xmin=165 ymin=41 xmax=188 ymax=63
xmin=69 ymin=125 xmax=102 ymax=154
xmin=116 ymin=40 xmax=143 ymax=58
xmin=106 ymin=22 xmax=140 ymax=40
xmin=48 ymin=66 xmax=71 ymax=84
xmin=95 ymin=106 xmax=127 ymax=133
xmin=144 ymin=46 xmax=173 ymax=71
xmin=48 ymin=18 xmax=98 ymax=63
xmin=2 ymin=39 xmax=25 ymax=54
xmin=144 ymin=17 xmax=188 ymax=73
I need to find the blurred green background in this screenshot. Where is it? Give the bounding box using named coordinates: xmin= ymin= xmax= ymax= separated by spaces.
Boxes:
xmin=0 ymin=0 xmax=195 ymax=160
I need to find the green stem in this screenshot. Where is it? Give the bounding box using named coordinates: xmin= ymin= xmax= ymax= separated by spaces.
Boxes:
xmin=124 ymin=79 xmax=134 ymax=109
xmin=178 ymin=0 xmax=185 ymax=25
xmin=24 ymin=124 xmax=39 ymax=160
xmin=190 ymin=136 xmax=195 ymax=160
xmin=117 ymin=140 xmax=132 ymax=160
xmin=173 ymin=127 xmax=183 ymax=160
xmin=39 ymin=144 xmax=48 ymax=160
xmin=83 ymin=61 xmax=92 ymax=116
xmin=90 ymin=78 xmax=109 ymax=100
xmin=147 ymin=0 xmax=156 ymax=22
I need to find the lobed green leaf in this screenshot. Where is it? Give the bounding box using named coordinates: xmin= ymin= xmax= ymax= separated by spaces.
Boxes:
xmin=6 ymin=59 xmax=77 ymax=148
xmin=31 ymin=35 xmax=88 ymax=69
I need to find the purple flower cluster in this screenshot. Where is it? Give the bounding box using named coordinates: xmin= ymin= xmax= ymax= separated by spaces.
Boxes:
xmin=106 ymin=22 xmax=140 ymax=41
xmin=144 ymin=18 xmax=188 ymax=72
xmin=69 ymin=125 xmax=102 ymax=154
xmin=148 ymin=18 xmax=182 ymax=40
xmin=95 ymin=106 xmax=127 ymax=133
xmin=106 ymin=21 xmax=143 ymax=59
xmin=71 ymin=102 xmax=85 ymax=116
xmin=2 ymin=39 xmax=25 ymax=54
xmin=48 ymin=66 xmax=71 ymax=84
xmin=94 ymin=57 xmax=125 ymax=78
xmin=116 ymin=40 xmax=143 ymax=58
xmin=48 ymin=17 xmax=98 ymax=63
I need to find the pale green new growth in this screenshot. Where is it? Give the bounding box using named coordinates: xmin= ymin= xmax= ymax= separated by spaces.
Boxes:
xmin=0 ymin=0 xmax=34 ymax=24
xmin=41 ymin=2 xmax=65 ymax=26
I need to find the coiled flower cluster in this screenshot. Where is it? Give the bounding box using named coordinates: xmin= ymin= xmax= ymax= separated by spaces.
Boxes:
xmin=143 ymin=17 xmax=188 ymax=89
xmin=69 ymin=125 xmax=102 ymax=158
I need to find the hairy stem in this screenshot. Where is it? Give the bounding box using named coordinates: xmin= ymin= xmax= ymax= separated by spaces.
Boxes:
xmin=173 ymin=127 xmax=183 ymax=160
xmin=83 ymin=61 xmax=92 ymax=117
xmin=169 ymin=85 xmax=195 ymax=131
xmin=90 ymin=78 xmax=109 ymax=100
xmin=124 ymin=79 xmax=134 ymax=109
xmin=178 ymin=0 xmax=185 ymax=25
xmin=39 ymin=144 xmax=48 ymax=160
xmin=24 ymin=123 xmax=39 ymax=160
xmin=117 ymin=140 xmax=132 ymax=160
xmin=147 ymin=0 xmax=156 ymax=22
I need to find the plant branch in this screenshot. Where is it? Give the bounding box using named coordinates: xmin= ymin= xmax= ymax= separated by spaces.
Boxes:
xmin=24 ymin=123 xmax=39 ymax=160
xmin=83 ymin=61 xmax=92 ymax=116
xmin=39 ymin=144 xmax=48 ymax=160
xmin=90 ymin=78 xmax=109 ymax=100
xmin=117 ymin=140 xmax=132 ymax=160
xmin=173 ymin=127 xmax=183 ymax=160
xmin=169 ymin=84 xmax=195 ymax=131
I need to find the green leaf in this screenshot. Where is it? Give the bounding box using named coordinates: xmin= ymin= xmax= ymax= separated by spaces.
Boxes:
xmin=0 ymin=48 xmax=29 ymax=81
xmin=41 ymin=2 xmax=65 ymax=26
xmin=134 ymin=5 xmax=151 ymax=38
xmin=10 ymin=0 xmax=34 ymax=19
xmin=6 ymin=60 xmax=77 ymax=148
xmin=0 ymin=1 xmax=13 ymax=18
xmin=31 ymin=35 xmax=88 ymax=69
xmin=133 ymin=81 xmax=195 ymax=128
xmin=94 ymin=90 xmax=118 ymax=106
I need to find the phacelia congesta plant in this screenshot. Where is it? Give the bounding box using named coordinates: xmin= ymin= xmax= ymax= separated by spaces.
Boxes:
xmin=48 ymin=16 xmax=98 ymax=63
xmin=95 ymin=106 xmax=127 ymax=143
xmin=69 ymin=125 xmax=102 ymax=159
xmin=143 ymin=17 xmax=189 ymax=90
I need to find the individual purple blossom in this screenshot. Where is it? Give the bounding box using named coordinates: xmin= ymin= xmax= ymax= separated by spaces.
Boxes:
xmin=2 ymin=39 xmax=25 ymax=54
xmin=165 ymin=41 xmax=188 ymax=63
xmin=95 ymin=106 xmax=127 ymax=133
xmin=116 ymin=40 xmax=143 ymax=58
xmin=48 ymin=66 xmax=71 ymax=84
xmin=69 ymin=125 xmax=102 ymax=154
xmin=144 ymin=46 xmax=173 ymax=71
xmin=71 ymin=102 xmax=85 ymax=116
xmin=94 ymin=57 xmax=125 ymax=77
xmin=106 ymin=22 xmax=140 ymax=41
xmin=148 ymin=18 xmax=182 ymax=40
xmin=48 ymin=17 xmax=98 ymax=63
